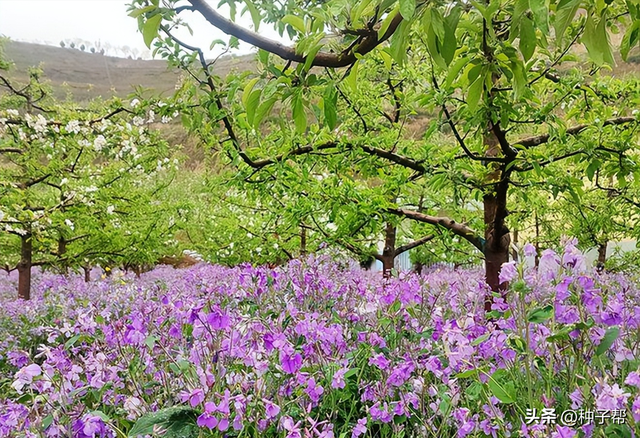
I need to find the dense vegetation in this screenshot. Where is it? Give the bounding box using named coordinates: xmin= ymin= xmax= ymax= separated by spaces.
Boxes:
xmin=2 ymin=243 xmax=640 ymax=437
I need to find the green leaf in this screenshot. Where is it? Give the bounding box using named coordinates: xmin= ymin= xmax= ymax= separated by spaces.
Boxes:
xmin=527 ymin=304 xmax=553 ymax=323
xmin=345 ymin=62 xmax=359 ymax=92
xmin=242 ymin=78 xmax=260 ymax=107
xmin=519 ymin=16 xmax=536 ymax=61
xmin=282 ymin=15 xmax=305 ymax=33
xmin=554 ymin=0 xmax=581 ymax=44
xmin=128 ymin=406 xmax=199 ymax=438
xmin=65 ymin=334 xmax=82 ymax=349
xmin=445 ymin=56 xmax=470 ymax=88
xmin=455 ymin=368 xmax=479 ymax=378
xmin=128 ymin=5 xmax=157 ymax=18
xmin=143 ymin=13 xmax=163 ymax=49
xmin=292 ymin=92 xmax=306 ymax=133
xmin=244 ymin=0 xmax=261 ymax=31
xmin=595 ymin=326 xmax=620 ymax=356
xmin=245 ymin=89 xmax=262 ymax=125
xmin=144 ymin=335 xmax=158 ymax=350
xmin=254 ymin=96 xmax=277 ymax=127
xmin=441 ymin=7 xmax=460 ymax=66
xmin=510 ymin=59 xmax=526 ymax=100
xmin=379 ymin=5 xmax=400 ymax=39
xmin=582 ymin=13 xmax=615 ymax=66
xmin=621 ymin=20 xmax=640 ymax=61
xmin=42 ymin=414 xmax=54 ymax=430
xmin=487 ymin=369 xmax=516 ymax=404
xmin=323 ymin=86 xmax=338 ymax=130
xmin=530 ymin=0 xmax=549 ymax=35
xmin=466 ymin=76 xmax=484 ymax=112
xmin=399 ymin=0 xmax=416 ymax=20
xmin=390 ymin=21 xmax=410 ymax=65
xmin=344 ymin=367 xmax=359 ymax=379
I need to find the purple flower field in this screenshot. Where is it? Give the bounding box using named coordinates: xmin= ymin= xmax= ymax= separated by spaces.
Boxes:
xmin=1 ymin=240 xmax=640 ymax=437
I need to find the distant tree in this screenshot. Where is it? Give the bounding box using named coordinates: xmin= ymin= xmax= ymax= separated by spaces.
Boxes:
xmin=59 ymin=41 xmax=65 ymax=48
xmin=0 ymin=58 xmax=178 ymax=299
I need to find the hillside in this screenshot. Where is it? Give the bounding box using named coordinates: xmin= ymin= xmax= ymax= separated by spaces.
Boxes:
xmin=2 ymin=40 xmax=256 ymax=101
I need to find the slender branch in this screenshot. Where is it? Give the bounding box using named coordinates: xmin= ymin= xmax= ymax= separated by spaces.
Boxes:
xmin=186 ymin=0 xmax=405 ymax=67
xmin=0 ymin=148 xmax=23 ymax=154
xmin=395 ymin=234 xmax=435 ymax=255
xmin=387 ymin=208 xmax=483 ymax=251
xmin=516 ymin=117 xmax=636 ymax=147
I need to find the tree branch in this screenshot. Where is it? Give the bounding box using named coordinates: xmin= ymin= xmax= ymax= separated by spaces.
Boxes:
xmin=395 ymin=234 xmax=435 ymax=255
xmin=387 ymin=208 xmax=483 ymax=251
xmin=186 ymin=0 xmax=404 ymax=67
xmin=515 ymin=117 xmax=636 ymax=147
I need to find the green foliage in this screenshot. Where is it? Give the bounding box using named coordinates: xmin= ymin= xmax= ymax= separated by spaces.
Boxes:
xmin=128 ymin=406 xmax=200 ymax=438
xmin=125 ymin=0 xmax=640 ymax=274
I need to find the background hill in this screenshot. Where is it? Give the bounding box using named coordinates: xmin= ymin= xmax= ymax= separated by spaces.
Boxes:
xmin=3 ymin=40 xmax=255 ymax=101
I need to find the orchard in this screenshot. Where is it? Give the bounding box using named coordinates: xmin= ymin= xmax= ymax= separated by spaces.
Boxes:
xmin=4 ymin=0 xmax=640 ymax=437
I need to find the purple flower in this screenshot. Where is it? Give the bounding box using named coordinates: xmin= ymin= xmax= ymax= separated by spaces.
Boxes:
xmin=569 ymin=387 xmax=584 ymax=409
xmin=352 ymin=418 xmax=367 ymax=438
xmin=72 ymin=414 xmax=111 ymax=438
xmin=332 ymin=367 xmax=347 ymax=389
xmin=523 ymin=243 xmax=536 ymax=257
xmin=280 ymin=351 xmax=302 ymax=374
xmin=539 ymin=249 xmax=561 ymax=281
xmin=595 ymin=383 xmax=630 ymax=410
xmin=197 ymin=402 xmax=219 ymax=429
xmin=369 ymin=353 xmax=390 ymax=370
xmin=626 ymin=371 xmax=640 ymax=388
xmin=11 ymin=363 xmax=41 ymax=393
xmin=632 ymin=397 xmax=640 ymax=422
xmin=264 ymin=399 xmax=280 ymax=419
xmin=305 ymin=377 xmax=324 ymax=404
xmin=551 ymin=425 xmax=577 ymax=438
xmin=499 ymin=262 xmax=518 ymax=283
xmin=207 ymin=309 xmax=230 ymax=330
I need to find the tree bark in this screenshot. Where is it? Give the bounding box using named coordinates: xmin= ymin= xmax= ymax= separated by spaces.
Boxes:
xmin=534 ymin=211 xmax=540 ymax=268
xmin=597 ymin=242 xmax=607 ymax=265
xmin=83 ymin=265 xmax=91 ymax=282
xmin=380 ymin=222 xmax=396 ymax=278
xmin=17 ymin=232 xmax=33 ymax=300
xmin=57 ymin=236 xmax=68 ymax=275
xmin=300 ymin=224 xmax=307 ymax=256
xmin=483 ymin=131 xmax=511 ymax=313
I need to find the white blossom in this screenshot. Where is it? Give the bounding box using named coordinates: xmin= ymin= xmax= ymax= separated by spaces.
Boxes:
xmin=130 ymin=98 xmax=140 ymax=108
xmin=65 ymin=120 xmax=81 ymax=134
xmin=106 ymin=205 xmax=115 ymax=215
xmin=65 ymin=219 xmax=75 ymax=230
xmin=93 ymin=135 xmax=107 ymax=151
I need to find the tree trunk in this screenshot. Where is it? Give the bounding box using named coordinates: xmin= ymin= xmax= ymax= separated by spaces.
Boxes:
xmin=83 ymin=265 xmax=91 ymax=282
xmin=483 ymin=130 xmax=511 ymax=313
xmin=597 ymin=242 xmax=607 ymax=265
xmin=380 ymin=222 xmax=396 ymax=278
xmin=534 ymin=211 xmax=540 ymax=267
xmin=17 ymin=232 xmax=33 ymax=300
xmin=484 ymin=194 xmax=510 ymax=312
xmin=57 ymin=236 xmax=68 ymax=275
xmin=300 ymin=224 xmax=307 ymax=256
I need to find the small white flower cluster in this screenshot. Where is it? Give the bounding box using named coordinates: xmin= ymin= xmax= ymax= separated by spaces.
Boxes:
xmin=25 ymin=113 xmax=47 ymax=134
xmin=93 ymin=135 xmax=107 ymax=152
xmin=65 ymin=120 xmax=81 ymax=134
